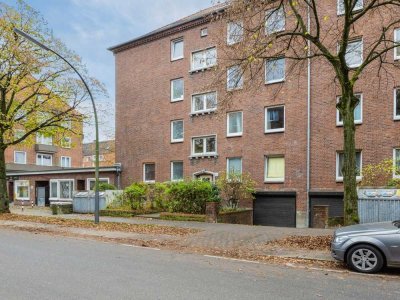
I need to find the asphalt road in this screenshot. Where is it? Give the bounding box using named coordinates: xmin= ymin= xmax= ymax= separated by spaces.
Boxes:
xmin=0 ymin=228 xmax=399 ymax=300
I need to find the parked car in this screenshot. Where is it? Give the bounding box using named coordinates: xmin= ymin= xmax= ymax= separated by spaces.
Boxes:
xmin=331 ymin=220 xmax=400 ymax=273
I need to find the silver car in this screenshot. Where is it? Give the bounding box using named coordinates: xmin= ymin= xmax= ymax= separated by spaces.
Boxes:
xmin=331 ymin=220 xmax=400 ymax=273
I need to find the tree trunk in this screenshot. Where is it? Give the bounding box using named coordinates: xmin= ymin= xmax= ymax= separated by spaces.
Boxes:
xmin=342 ymin=100 xmax=359 ymax=225
xmin=0 ymin=146 xmax=10 ymax=213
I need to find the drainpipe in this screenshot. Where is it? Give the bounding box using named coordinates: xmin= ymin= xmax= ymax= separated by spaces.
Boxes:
xmin=306 ymin=4 xmax=312 ymax=228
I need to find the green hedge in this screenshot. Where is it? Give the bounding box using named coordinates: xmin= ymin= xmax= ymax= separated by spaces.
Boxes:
xmin=159 ymin=212 xmax=205 ymax=222
xmin=100 ymin=209 xmax=161 ymax=218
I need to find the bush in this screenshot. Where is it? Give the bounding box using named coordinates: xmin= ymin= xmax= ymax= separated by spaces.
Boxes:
xmin=166 ymin=180 xmax=213 ymax=214
xmin=360 ymin=159 xmax=395 ymax=187
xmin=387 ymin=178 xmax=400 ymax=188
xmin=98 ymin=182 xmax=116 ymax=191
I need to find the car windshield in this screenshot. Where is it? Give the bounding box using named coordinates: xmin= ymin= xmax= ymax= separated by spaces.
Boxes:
xmin=392 ymin=220 xmax=400 ymax=228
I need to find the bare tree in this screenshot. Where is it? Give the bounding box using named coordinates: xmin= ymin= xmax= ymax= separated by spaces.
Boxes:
xmin=0 ymin=0 xmax=106 ymax=213
xmin=209 ymin=0 xmax=400 ymax=225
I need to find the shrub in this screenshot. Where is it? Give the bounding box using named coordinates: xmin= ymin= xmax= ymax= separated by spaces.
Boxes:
xmin=98 ymin=182 xmax=116 ymax=191
xmin=387 ymin=178 xmax=400 ymax=188
xmin=121 ymin=182 xmax=148 ymax=210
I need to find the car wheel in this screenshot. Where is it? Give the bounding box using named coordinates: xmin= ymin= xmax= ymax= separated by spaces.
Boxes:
xmin=346 ymin=244 xmax=384 ymax=274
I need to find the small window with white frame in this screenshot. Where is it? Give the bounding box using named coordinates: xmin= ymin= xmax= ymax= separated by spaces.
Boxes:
xmin=344 ymin=39 xmax=363 ymax=68
xmin=337 ymin=0 xmax=363 ymax=15
xmin=266 ymin=58 xmax=285 ymax=83
xmin=200 ymin=28 xmax=208 ymax=37
xmin=227 ymin=111 xmax=243 ymax=137
xmin=14 ymin=151 xmax=26 ymax=164
xmin=171 ymin=38 xmax=184 ymax=61
xmin=61 ymin=137 xmax=72 ymax=148
xmin=393 ymin=149 xmax=400 ymax=178
xmin=227 ymin=65 xmax=243 ymax=90
xmin=192 ymin=135 xmax=217 ymax=156
xmin=191 ymin=92 xmax=217 ymax=114
xmin=265 ymin=7 xmax=285 ymax=35
xmin=394 ymin=88 xmax=400 ymax=120
xmin=227 ymin=157 xmax=242 ymax=178
xmin=265 ymin=156 xmax=285 ymax=182
xmin=191 ymin=47 xmax=217 ymax=71
xmin=36 ymin=133 xmax=53 ymax=145
xmin=143 ymin=163 xmax=156 ymax=183
xmin=336 ymin=94 xmax=362 ymax=126
xmin=265 ymin=105 xmax=285 ymax=133
xmin=14 ymin=180 xmax=30 ymax=200
xmin=60 ymin=156 xmax=71 ymax=168
xmin=14 ymin=129 xmax=25 ymax=140
xmin=171 ymin=120 xmax=184 ymax=143
xmin=171 ymin=78 xmax=184 ymax=102
xmin=171 ymin=161 xmax=184 ymax=181
xmin=227 ymin=21 xmax=243 ymax=45
xmin=87 ymin=178 xmax=110 ymax=191
xmin=49 ymin=179 xmax=74 ymax=200
xmin=395 ymin=28 xmax=400 ymax=60
xmin=336 ymin=151 xmax=362 ymax=181
xmin=36 ymin=153 xmax=52 ymax=166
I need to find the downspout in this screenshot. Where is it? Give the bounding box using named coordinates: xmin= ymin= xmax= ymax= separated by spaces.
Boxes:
xmin=306 ymin=4 xmax=311 ymax=228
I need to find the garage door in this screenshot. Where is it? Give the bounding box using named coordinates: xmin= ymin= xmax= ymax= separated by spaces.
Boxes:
xmin=253 ymin=192 xmax=296 ymax=227
xmin=309 ymin=192 xmax=344 ymax=227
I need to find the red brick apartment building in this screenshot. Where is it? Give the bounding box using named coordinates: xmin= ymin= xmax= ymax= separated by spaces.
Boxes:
xmin=109 ymin=2 xmax=400 ymax=228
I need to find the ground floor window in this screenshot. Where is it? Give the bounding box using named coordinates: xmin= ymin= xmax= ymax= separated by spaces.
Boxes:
xmin=265 ymin=156 xmax=285 ymax=182
xmin=227 ymin=157 xmax=242 ymax=179
xmin=14 ymin=180 xmax=29 ymax=200
xmin=394 ymin=149 xmax=400 ymax=178
xmin=87 ymin=178 xmax=110 ymax=190
xmin=171 ymin=161 xmax=183 ymax=181
xmin=50 ymin=179 xmax=74 ymax=200
xmin=143 ymin=163 xmax=156 ymax=183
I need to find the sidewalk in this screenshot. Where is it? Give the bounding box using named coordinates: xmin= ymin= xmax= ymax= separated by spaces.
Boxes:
xmin=4 ymin=206 xmax=335 ymax=263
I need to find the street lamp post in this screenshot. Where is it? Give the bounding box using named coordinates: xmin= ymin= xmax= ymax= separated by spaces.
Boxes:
xmin=14 ymin=28 xmax=101 ymax=224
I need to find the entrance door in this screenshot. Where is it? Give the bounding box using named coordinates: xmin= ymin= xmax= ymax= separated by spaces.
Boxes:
xmin=37 ymin=187 xmax=46 ymax=207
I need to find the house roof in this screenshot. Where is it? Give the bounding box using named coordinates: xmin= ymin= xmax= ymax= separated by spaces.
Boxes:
xmin=82 ymin=140 xmax=115 ymax=156
xmin=108 ymin=3 xmax=227 ymax=53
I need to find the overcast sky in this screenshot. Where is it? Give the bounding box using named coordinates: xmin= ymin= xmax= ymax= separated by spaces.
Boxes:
xmin=5 ymin=0 xmax=214 ymax=141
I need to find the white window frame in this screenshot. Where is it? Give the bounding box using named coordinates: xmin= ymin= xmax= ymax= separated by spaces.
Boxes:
xmin=191 ymin=135 xmax=217 ymax=156
xmin=36 ymin=153 xmax=53 ymax=166
xmin=227 ymin=111 xmax=243 ymax=137
xmin=171 ymin=120 xmax=184 ymax=143
xmin=171 ymin=38 xmax=184 ymax=61
xmin=170 ymin=78 xmax=184 ymax=102
xmin=61 ymin=137 xmax=72 ymax=148
xmin=49 ymin=179 xmax=74 ymax=201
xmin=337 ymin=0 xmax=363 ymax=16
xmin=227 ymin=65 xmax=244 ymax=91
xmin=265 ymin=7 xmax=285 ymax=35
xmin=265 ymin=105 xmax=285 ymax=133
xmin=343 ymin=39 xmax=363 ymax=68
xmin=227 ymin=157 xmax=243 ymax=177
xmin=171 ymin=161 xmax=184 ymax=182
xmin=14 ymin=151 xmax=27 ymax=164
xmin=265 ymin=58 xmax=285 ymax=84
xmin=336 ymin=151 xmax=362 ymax=182
xmin=14 ymin=129 xmax=25 ymax=140
xmin=394 ymin=88 xmax=400 ymax=120
xmin=36 ymin=133 xmax=53 ymax=145
xmin=60 ymin=156 xmax=72 ymax=168
xmin=227 ymin=21 xmax=243 ymax=45
xmin=264 ymin=156 xmax=285 ymax=183
xmin=200 ymin=27 xmax=208 ymax=37
xmin=191 ymin=91 xmax=217 ymax=114
xmin=143 ymin=163 xmax=156 ymax=183
xmin=190 ymin=47 xmax=217 ymax=72
xmin=14 ymin=180 xmax=30 ymax=200
xmin=393 ymin=149 xmax=400 ymax=179
xmin=336 ymin=94 xmax=363 ymax=126
xmin=395 ymin=28 xmax=400 ymax=60
xmin=86 ymin=178 xmax=110 ymax=191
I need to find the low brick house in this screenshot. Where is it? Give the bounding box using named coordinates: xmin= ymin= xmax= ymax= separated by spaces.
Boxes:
xmin=109 ymin=2 xmax=400 ymax=227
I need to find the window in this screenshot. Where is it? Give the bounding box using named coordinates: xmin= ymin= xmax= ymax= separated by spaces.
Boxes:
xmin=192 ymin=136 xmax=217 ymax=156
xmin=227 ymin=111 xmax=243 ymax=137
xmin=265 ymin=106 xmax=285 ymax=133
xmin=36 ymin=133 xmax=53 ymax=145
xmin=91 ymin=155 xmax=104 ymax=162
xmin=171 ymin=78 xmax=184 ymax=102
xmin=394 ymin=149 xmax=400 ymax=178
xmin=336 ymin=151 xmax=362 ymax=181
xmin=395 ymin=28 xmax=400 ymax=60
xmin=227 ymin=21 xmax=243 ymax=45
xmin=14 ymin=151 xmax=26 ymax=164
xmin=61 ymin=137 xmax=72 ymax=148
xmin=171 ymin=120 xmax=184 ymax=143
xmin=227 ymin=157 xmax=242 ymax=177
xmin=171 ymin=161 xmax=184 ymax=181
xmin=62 ymin=120 xmax=72 ymax=130
xmin=265 ymin=58 xmax=285 ymax=83
xmin=87 ymin=178 xmax=110 ymax=191
xmin=36 ymin=153 xmax=52 ymax=166
xmin=171 ymin=38 xmax=184 ymax=61
xmin=395 ymin=88 xmax=400 ymax=120
xmin=345 ymin=39 xmax=363 ymax=68
xmin=200 ymin=28 xmax=208 ymax=37
xmin=227 ymin=65 xmax=243 ymax=90
xmin=192 ymin=92 xmax=217 ymax=114
xmin=337 ymin=94 xmax=362 ymax=125
xmin=49 ymin=179 xmax=74 ymax=200
xmin=14 ymin=129 xmax=25 ymax=140
xmin=191 ymin=47 xmax=217 ymax=71
xmin=265 ymin=7 xmax=285 ymax=34
xmin=143 ymin=163 xmax=156 ymax=182
xmin=337 ymin=0 xmax=363 ymax=15
xmin=265 ymin=156 xmax=285 ymax=182
xmin=60 ymin=156 xmax=71 ymax=168
xmin=15 ymin=180 xmax=29 ymax=200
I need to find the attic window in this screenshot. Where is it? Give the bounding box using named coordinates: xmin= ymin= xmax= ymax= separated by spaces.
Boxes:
xmin=200 ymin=28 xmax=208 ymax=37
